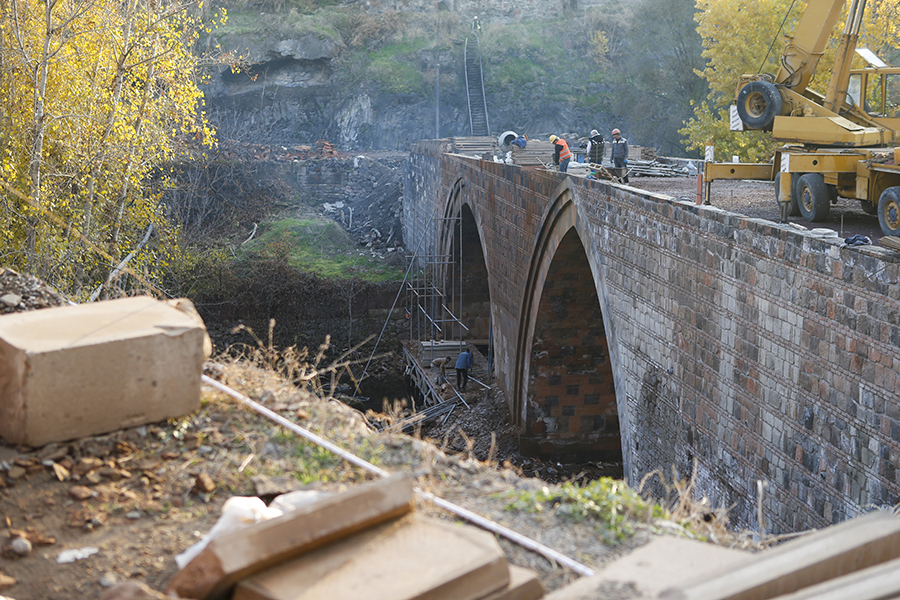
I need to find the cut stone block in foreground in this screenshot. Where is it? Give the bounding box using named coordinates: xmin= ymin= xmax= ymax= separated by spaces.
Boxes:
xmin=663 ymin=510 xmax=900 ymax=600
xmin=233 ymin=513 xmax=510 ymax=600
xmin=0 ymin=296 xmax=211 ymax=447
xmin=482 ymin=565 xmax=545 ymax=600
xmin=169 ymin=474 xmax=416 ymax=600
xmin=543 ymin=536 xmax=748 ymax=600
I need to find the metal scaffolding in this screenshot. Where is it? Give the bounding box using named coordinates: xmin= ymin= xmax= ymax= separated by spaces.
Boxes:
xmin=406 ymin=213 xmax=468 ymax=368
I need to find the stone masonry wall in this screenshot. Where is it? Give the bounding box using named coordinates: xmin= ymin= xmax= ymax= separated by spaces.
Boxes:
xmin=525 ymin=231 xmax=620 ymax=459
xmin=403 ymin=141 xmax=900 ymax=534
xmin=356 ymin=0 xmax=608 ymax=22
xmin=294 ymin=155 xmax=405 ymax=246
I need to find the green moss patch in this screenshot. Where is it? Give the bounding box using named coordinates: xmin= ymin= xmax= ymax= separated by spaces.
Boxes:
xmin=243 ymin=218 xmax=404 ymax=282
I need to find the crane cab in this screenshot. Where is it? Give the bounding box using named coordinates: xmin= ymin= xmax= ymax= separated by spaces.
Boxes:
xmin=847 ymin=68 xmax=900 ymax=136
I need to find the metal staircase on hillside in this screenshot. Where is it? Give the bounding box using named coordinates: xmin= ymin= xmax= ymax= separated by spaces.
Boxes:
xmin=464 ymin=37 xmax=490 ymax=137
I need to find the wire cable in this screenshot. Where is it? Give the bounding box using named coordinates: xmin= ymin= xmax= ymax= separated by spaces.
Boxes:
xmin=758 ymin=0 xmax=799 ymax=77
xmin=201 ymin=374 xmax=596 ymax=578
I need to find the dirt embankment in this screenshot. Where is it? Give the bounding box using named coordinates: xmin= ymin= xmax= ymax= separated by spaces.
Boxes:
xmin=0 ymin=271 xmax=759 ymax=600
xmin=0 ymin=356 xmax=758 ymax=600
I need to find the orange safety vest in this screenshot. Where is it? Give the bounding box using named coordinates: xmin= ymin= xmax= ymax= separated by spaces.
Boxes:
xmin=555 ymin=138 xmax=572 ymax=161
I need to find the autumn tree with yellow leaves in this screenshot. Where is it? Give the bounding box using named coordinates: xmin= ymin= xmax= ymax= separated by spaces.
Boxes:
xmin=0 ymin=0 xmax=225 ymax=298
xmin=680 ymin=0 xmax=900 ymax=161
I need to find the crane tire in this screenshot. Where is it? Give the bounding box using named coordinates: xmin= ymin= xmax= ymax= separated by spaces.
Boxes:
xmin=797 ymin=174 xmax=831 ymax=222
xmin=736 ymin=81 xmax=782 ymax=130
xmin=878 ymin=187 xmax=900 ymax=236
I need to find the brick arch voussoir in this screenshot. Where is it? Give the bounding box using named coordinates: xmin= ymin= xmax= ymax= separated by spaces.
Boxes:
xmin=438 ymin=176 xmax=492 ymax=292
xmin=511 ymin=179 xmax=587 ymax=427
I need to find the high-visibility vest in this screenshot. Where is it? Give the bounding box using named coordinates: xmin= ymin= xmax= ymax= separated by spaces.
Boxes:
xmin=555 ymin=139 xmax=572 ymax=160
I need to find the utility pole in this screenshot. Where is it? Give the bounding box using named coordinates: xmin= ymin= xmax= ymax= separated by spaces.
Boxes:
xmin=435 ymin=64 xmax=440 ymax=139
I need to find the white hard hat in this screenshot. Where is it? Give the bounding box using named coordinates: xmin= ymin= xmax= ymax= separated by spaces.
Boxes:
xmin=590 ymin=129 xmax=599 ymax=137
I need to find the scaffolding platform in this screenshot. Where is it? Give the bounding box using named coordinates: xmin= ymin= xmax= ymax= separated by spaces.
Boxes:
xmin=392 ymin=340 xmax=492 ymax=434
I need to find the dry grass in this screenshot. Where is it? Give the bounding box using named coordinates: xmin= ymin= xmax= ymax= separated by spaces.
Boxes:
xmin=212 ymin=338 xmax=767 ymax=552
xmin=638 ymin=464 xmax=766 ymax=551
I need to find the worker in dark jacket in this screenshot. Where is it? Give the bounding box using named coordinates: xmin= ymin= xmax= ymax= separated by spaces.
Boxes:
xmin=549 ymin=135 xmax=572 ymax=173
xmin=586 ymin=129 xmax=604 ymax=164
xmin=455 ymin=347 xmax=473 ymax=391
xmin=610 ymin=128 xmax=629 ymax=183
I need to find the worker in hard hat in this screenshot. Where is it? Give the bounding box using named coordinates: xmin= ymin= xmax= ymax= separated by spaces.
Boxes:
xmin=586 ymin=129 xmax=604 ymax=165
xmin=549 ymin=135 xmax=572 ymax=173
xmin=610 ymin=128 xmax=629 ymax=183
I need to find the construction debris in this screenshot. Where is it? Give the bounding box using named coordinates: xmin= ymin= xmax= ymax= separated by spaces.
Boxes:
xmin=656 ymin=511 xmax=900 ymax=600
xmin=623 ymin=159 xmax=692 ymax=177
xmin=879 ymin=236 xmax=900 ymax=251
xmin=215 ymin=139 xmax=341 ymax=162
xmin=544 ymin=536 xmax=748 ymax=599
xmin=316 ymin=139 xmax=337 ymax=156
xmin=233 ymin=514 xmax=511 ymax=600
xmin=510 ymin=140 xmax=555 ymax=167
xmin=598 ymin=144 xmax=657 ymax=162
xmin=0 ymin=268 xmax=67 ymax=315
xmin=168 ymin=474 xmax=417 ymax=599
xmin=546 ymin=511 xmax=900 ymax=599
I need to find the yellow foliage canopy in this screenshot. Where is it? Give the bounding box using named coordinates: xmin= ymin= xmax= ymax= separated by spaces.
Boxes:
xmin=0 ymin=0 xmax=222 ymax=297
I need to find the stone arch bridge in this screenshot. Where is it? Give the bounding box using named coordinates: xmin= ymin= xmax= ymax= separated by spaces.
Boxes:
xmin=402 ymin=140 xmax=900 ymax=534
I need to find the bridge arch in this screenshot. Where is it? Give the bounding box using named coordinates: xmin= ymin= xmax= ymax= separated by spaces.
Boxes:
xmin=438 ymin=178 xmax=493 ymax=349
xmin=513 ymin=180 xmax=627 ymax=465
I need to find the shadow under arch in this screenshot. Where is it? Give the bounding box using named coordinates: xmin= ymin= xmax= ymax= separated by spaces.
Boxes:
xmin=513 ymin=181 xmax=623 ymax=463
xmin=437 ymin=178 xmax=493 ymax=351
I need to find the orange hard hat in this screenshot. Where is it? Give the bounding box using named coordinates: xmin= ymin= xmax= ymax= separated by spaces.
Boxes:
xmin=612 ymin=128 xmax=620 ymax=135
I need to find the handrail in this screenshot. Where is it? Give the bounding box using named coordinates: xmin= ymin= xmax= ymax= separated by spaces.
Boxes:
xmin=464 ymin=37 xmax=474 ymax=136
xmin=476 ymin=38 xmax=490 ymax=135
xmin=464 ymin=36 xmax=490 ymax=136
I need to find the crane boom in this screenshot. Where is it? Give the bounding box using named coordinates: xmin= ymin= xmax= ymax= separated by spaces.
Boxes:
xmin=775 ymin=0 xmax=845 ymax=94
xmin=822 ymin=0 xmax=865 ymax=112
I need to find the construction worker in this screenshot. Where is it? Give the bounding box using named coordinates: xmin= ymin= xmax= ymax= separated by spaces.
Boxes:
xmin=549 ymin=135 xmax=572 ymax=173
xmin=471 ymin=16 xmax=482 ymax=33
xmin=431 ymin=355 xmax=452 ymax=384
xmin=455 ymin=347 xmax=472 ymax=391
xmin=586 ymin=129 xmax=604 ymax=164
xmin=610 ymin=128 xmax=629 ymax=183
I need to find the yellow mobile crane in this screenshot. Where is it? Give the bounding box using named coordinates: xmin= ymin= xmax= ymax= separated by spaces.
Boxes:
xmin=703 ymin=0 xmax=900 ymax=236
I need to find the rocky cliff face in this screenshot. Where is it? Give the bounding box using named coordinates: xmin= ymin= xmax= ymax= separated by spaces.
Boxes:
xmin=357 ymin=0 xmax=608 ymax=22
xmin=203 ymin=5 xmax=608 ymax=151
xmin=203 ymin=17 xmax=462 ymax=150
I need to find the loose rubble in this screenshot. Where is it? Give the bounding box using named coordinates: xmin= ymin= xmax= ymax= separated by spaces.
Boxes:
xmin=216 ymin=139 xmax=339 ymax=162
xmin=0 ymin=268 xmax=67 ymax=314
